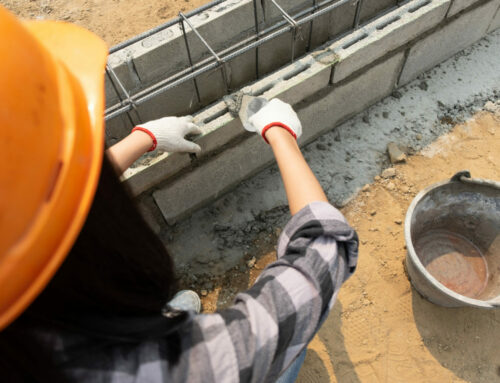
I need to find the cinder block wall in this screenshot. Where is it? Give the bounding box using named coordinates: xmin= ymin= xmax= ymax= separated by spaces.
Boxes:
xmin=112 ymin=0 xmax=500 ymax=231
xmin=105 ymin=0 xmax=401 ymax=143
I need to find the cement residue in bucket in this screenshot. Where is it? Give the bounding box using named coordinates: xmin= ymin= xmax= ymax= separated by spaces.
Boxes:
xmin=415 ymin=230 xmax=489 ymax=299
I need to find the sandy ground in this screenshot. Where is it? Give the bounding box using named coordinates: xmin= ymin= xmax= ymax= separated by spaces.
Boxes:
xmin=298 ymin=111 xmax=500 ymax=383
xmin=1 ymin=0 xmax=205 ymax=46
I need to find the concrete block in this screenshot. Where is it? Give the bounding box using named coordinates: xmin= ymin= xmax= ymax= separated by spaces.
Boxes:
xmin=152 ymin=52 xmax=404 ymax=224
xmin=182 ymin=2 xmax=255 ymax=68
xmin=135 ymin=81 xmax=200 ymax=123
xmin=137 ymin=195 xmax=164 ymax=234
xmin=488 ymin=2 xmax=500 ymax=31
xmin=128 ymin=1 xmax=258 ymax=86
xmin=257 ymin=28 xmax=311 ymax=76
xmin=189 ymin=101 xmax=246 ymax=159
xmin=260 ymin=0 xmax=313 ymax=27
xmin=131 ymin=28 xmax=189 ymax=86
xmin=359 ymin=0 xmax=398 ymax=24
xmin=298 ymin=51 xmax=405 ymax=144
xmin=328 ymin=0 xmax=358 ymax=39
xmin=331 ymin=0 xmax=451 ymax=83
xmin=263 ymin=52 xmax=338 ymax=106
xmin=177 ymin=49 xmax=335 ymax=163
xmin=105 ymin=71 xmax=120 ymax=107
xmin=124 ymin=152 xmax=192 ymax=196
xmin=447 ymin=0 xmax=481 ymax=17
xmin=225 ymin=49 xmax=257 ymax=90
xmin=105 ymin=113 xmax=134 ymax=147
xmin=196 ymin=66 xmax=228 ymax=106
xmin=153 ymin=134 xmax=275 ymax=224
xmin=399 ymin=0 xmax=500 ymax=85
xmin=106 ymin=56 xmax=142 ymax=98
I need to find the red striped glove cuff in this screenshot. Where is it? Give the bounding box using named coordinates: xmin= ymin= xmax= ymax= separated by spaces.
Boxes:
xmin=261 ymin=122 xmax=297 ymax=144
xmin=132 ymin=127 xmax=157 ymax=152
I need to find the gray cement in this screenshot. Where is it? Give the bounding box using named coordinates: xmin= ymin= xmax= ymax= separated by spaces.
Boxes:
xmin=163 ymin=29 xmax=500 ymax=286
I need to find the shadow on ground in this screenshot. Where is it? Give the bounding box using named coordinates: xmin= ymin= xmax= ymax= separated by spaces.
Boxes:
xmin=412 ymin=288 xmax=500 ymax=382
xmin=298 ymin=301 xmax=362 ymax=383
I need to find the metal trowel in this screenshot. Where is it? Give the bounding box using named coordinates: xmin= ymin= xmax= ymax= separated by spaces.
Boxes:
xmin=238 ymin=95 xmax=268 ymax=132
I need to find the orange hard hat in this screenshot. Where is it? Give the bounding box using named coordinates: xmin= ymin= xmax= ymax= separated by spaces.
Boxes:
xmin=0 ymin=6 xmax=107 ymax=330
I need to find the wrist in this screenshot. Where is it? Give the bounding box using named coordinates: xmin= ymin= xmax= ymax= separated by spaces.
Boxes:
xmin=131 ymin=127 xmax=156 ymax=152
xmin=264 ymin=125 xmax=297 ymax=146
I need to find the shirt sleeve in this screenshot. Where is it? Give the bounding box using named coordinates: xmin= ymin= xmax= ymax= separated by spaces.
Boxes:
xmin=58 ymin=202 xmax=358 ymax=383
xmin=171 ymin=201 xmax=359 ymax=383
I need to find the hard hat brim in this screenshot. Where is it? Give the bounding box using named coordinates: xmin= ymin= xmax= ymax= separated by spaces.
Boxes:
xmin=0 ymin=18 xmax=107 ymax=330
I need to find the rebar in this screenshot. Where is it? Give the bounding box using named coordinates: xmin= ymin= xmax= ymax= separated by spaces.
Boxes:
xmin=105 ymin=0 xmax=361 ymax=121
xmin=179 ymin=12 xmax=230 ymax=93
xmin=180 ymin=17 xmax=202 ymax=104
xmin=353 ymin=0 xmax=364 ymax=29
xmin=253 ymin=0 xmax=261 ymax=78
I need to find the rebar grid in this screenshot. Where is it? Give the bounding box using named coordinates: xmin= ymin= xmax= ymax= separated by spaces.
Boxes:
xmin=105 ymin=0 xmax=403 ymax=122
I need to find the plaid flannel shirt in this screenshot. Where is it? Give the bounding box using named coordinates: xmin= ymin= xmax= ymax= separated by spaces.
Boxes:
xmin=37 ymin=201 xmax=358 ymax=382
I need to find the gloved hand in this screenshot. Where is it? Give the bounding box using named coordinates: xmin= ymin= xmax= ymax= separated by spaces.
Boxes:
xmin=132 ymin=116 xmax=202 ymax=153
xmin=247 ymin=98 xmax=302 ymax=143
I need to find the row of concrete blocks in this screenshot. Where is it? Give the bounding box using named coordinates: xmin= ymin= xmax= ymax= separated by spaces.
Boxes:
xmin=124 ymin=0 xmax=500 ymax=231
xmin=104 ymin=0 xmax=403 ymax=143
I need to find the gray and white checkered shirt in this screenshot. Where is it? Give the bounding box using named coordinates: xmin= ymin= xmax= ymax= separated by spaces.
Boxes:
xmin=35 ymin=201 xmax=358 ymax=382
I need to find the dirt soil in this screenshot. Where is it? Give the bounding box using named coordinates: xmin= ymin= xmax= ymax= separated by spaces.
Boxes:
xmin=2 ymin=0 xmax=205 ymax=46
xmin=196 ymin=109 xmax=500 ymax=382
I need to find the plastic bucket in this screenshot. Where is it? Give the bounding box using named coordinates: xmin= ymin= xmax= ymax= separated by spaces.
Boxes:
xmin=405 ymin=171 xmax=500 ymax=308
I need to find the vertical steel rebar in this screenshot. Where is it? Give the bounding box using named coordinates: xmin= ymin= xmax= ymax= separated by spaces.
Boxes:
xmin=269 ymin=0 xmax=300 ymax=62
xmin=252 ymin=0 xmax=260 ymax=78
xmin=180 ymin=19 xmax=202 ymax=104
xmin=307 ymin=0 xmax=317 ymax=52
xmin=353 ymin=0 xmax=364 ymax=29
xmin=105 ymin=65 xmax=141 ymax=125
xmin=179 ymin=12 xmax=230 ymax=94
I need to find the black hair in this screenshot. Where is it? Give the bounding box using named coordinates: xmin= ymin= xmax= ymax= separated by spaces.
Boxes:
xmin=0 ymin=153 xmax=186 ymax=382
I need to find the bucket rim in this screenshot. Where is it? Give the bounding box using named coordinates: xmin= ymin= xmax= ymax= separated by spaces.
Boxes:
xmin=404 ymin=173 xmax=498 ymax=309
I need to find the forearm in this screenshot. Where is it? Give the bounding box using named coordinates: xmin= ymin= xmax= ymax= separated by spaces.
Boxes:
xmin=106 ymin=130 xmax=153 ymax=175
xmin=266 ymin=127 xmax=328 ymax=215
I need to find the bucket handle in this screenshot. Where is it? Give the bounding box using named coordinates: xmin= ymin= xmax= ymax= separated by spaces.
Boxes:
xmin=450 ymin=170 xmax=500 ymax=190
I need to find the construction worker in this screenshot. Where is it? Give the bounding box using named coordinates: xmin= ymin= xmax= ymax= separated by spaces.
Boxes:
xmin=0 ymin=6 xmax=358 ymax=383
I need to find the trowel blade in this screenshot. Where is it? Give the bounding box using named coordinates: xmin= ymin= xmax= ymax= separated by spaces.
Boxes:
xmin=239 ymin=95 xmax=268 ymax=132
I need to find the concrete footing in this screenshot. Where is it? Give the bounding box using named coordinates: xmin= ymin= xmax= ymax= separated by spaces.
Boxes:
xmin=114 ymin=0 xmax=500 ymax=227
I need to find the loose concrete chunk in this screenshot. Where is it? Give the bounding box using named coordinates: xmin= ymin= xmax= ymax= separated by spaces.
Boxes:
xmin=399 ymin=0 xmax=500 ymax=85
xmin=484 ymin=101 xmax=500 ymax=114
xmin=387 ymin=142 xmax=407 ymax=163
xmin=382 ymin=167 xmax=397 ymax=178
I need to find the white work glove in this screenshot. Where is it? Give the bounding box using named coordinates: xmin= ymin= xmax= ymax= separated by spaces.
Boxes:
xmin=133 ymin=116 xmax=202 ymax=153
xmin=247 ymin=98 xmax=302 ymax=143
